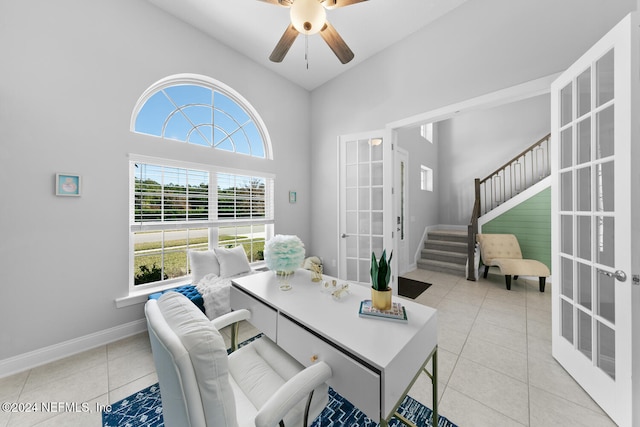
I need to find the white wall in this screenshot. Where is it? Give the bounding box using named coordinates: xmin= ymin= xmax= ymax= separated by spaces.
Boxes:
xmin=309 ymin=0 xmax=635 ymax=276
xmin=437 ymin=94 xmax=551 ymax=225
xmin=0 ymin=0 xmax=311 ymax=363
xmin=396 ymin=128 xmax=439 ymax=266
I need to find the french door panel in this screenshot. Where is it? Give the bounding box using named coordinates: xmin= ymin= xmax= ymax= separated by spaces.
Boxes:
xmin=551 ymin=12 xmax=637 ymax=427
xmin=339 ymin=131 xmax=393 ymax=287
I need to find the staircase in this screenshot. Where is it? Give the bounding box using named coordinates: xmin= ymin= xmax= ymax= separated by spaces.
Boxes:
xmin=417 ymin=229 xmax=467 ymax=275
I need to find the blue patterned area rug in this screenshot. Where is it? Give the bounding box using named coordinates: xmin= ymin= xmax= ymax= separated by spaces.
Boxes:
xmin=102 ymin=384 xmax=457 ymax=427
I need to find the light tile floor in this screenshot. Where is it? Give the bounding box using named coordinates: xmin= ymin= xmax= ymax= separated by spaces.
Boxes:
xmin=0 ymin=269 xmax=617 ymax=426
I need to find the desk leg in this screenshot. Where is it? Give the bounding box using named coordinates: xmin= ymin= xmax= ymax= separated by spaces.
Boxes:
xmin=430 ymin=348 xmax=438 ymax=426
xmin=384 ymin=346 xmax=438 ymax=427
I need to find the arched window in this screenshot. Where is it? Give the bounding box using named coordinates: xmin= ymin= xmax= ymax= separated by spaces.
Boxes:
xmin=131 ymin=74 xmax=272 ymax=159
xmin=129 ymin=75 xmax=274 ymax=290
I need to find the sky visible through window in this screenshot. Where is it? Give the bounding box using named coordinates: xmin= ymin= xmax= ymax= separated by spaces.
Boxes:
xmin=134 ymin=84 xmax=265 ymax=157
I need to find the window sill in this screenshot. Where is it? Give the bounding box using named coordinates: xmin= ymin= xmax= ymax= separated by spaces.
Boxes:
xmin=115 ymin=279 xmax=191 ymax=308
xmin=116 ymin=262 xmax=268 ymax=309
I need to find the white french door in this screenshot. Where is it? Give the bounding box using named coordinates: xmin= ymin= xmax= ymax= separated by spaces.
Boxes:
xmin=338 ymin=130 xmax=394 ymax=287
xmin=550 ymin=12 xmax=639 ymax=426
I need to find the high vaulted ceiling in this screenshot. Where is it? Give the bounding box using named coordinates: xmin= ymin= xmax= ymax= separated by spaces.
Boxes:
xmin=147 ymin=0 xmax=469 ymax=90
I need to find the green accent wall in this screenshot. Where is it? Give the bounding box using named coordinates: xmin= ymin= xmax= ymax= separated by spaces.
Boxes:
xmin=481 ymin=187 xmax=551 ymax=272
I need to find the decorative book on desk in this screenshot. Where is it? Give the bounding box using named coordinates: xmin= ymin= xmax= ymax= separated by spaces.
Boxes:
xmin=359 ymin=299 xmax=408 ymax=323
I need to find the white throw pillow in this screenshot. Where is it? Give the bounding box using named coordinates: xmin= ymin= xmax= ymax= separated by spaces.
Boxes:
xmin=189 ymin=250 xmax=220 ymax=283
xmin=215 ymin=246 xmax=251 ymax=278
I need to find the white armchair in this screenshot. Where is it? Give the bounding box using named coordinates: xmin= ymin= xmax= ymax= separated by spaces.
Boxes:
xmin=145 ymin=292 xmax=331 ymax=427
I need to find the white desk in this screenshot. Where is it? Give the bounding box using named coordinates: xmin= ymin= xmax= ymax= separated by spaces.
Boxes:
xmin=230 ymin=269 xmax=438 ymax=426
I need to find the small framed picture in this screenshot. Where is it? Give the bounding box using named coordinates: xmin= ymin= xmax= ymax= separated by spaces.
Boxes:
xmin=289 ymin=191 xmax=297 ymax=203
xmin=56 ymin=173 xmax=81 ymax=196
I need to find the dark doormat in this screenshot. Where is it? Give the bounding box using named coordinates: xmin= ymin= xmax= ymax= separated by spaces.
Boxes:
xmin=398 ymin=276 xmax=432 ymax=299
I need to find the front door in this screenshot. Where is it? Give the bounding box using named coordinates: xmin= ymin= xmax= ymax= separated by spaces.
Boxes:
xmin=338 ymin=130 xmax=394 ymax=287
xmin=550 ymin=12 xmax=639 ymax=426
xmin=395 ymin=147 xmax=409 ymax=275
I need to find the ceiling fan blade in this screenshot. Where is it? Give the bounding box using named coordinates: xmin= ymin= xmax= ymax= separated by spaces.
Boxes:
xmin=269 ymin=24 xmax=299 ymax=62
xmin=322 ymin=0 xmax=367 ymax=10
xmin=257 ymin=0 xmax=292 ymax=6
xmin=319 ymin=21 xmax=354 ymax=64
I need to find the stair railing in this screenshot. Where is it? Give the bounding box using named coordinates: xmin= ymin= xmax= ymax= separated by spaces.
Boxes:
xmin=467 ymin=133 xmax=551 ymax=280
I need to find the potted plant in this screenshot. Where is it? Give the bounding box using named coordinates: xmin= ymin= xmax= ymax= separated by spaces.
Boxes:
xmin=370 ymin=249 xmax=393 ymax=310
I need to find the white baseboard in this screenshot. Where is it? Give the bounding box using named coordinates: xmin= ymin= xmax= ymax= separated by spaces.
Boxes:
xmin=0 ymin=319 xmax=148 ymax=379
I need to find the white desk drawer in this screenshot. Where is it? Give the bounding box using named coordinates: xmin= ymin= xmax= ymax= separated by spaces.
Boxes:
xmin=277 ymin=314 xmax=381 ymax=422
xmin=230 ymin=286 xmax=277 ymax=342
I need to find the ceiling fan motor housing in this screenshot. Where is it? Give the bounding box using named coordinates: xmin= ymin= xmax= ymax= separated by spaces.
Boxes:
xmin=290 ymin=0 xmax=326 ymax=35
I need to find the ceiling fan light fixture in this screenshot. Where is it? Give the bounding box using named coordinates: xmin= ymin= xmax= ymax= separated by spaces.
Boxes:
xmin=290 ymin=0 xmax=326 ymax=35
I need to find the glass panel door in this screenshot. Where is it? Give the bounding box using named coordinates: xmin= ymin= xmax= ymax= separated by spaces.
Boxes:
xmin=340 ymin=135 xmax=385 ymax=284
xmin=551 ymin=13 xmax=637 ymax=426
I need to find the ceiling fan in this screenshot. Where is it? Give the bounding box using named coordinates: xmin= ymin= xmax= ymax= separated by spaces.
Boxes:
xmin=259 ymin=0 xmax=368 ymax=64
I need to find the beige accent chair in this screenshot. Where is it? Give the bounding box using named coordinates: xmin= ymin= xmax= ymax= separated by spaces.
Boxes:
xmin=476 ymin=233 xmax=550 ymax=292
xmin=145 ymin=291 xmax=331 ymax=427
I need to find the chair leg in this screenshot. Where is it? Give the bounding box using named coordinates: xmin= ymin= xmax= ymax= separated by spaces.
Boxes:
xmin=505 ymin=275 xmax=512 ymax=290
xmin=539 ymin=277 xmax=546 ymax=292
xmin=483 ymin=266 xmax=489 ymax=278
xmin=303 ymin=390 xmax=315 ymax=427
xmin=513 ymin=275 xmax=519 ymax=280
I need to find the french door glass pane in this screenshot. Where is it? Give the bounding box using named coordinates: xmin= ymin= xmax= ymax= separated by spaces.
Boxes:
xmin=562 ymin=299 xmax=574 ymax=343
xmin=372 ymin=163 xmax=383 ymax=186
xmin=372 ymin=236 xmax=383 ymax=256
xmin=346 ymin=212 xmax=357 ymax=234
xmin=561 ymin=83 xmax=573 ymax=126
xmin=346 ymin=235 xmax=356 ymax=257
xmin=359 ymin=189 xmax=370 ymax=210
xmin=346 ymin=188 xmax=356 ymax=210
xmin=561 ymin=172 xmax=573 ymax=211
xmin=358 ymin=139 xmax=369 ymax=162
xmin=577 ymin=68 xmax=592 ymax=117
xmin=359 ymin=212 xmax=370 ymax=234
xmin=598 ymin=273 xmax=615 ymax=324
xmin=371 ymin=140 xmax=383 ymax=161
xmin=578 ymin=309 xmax=593 ymax=359
xmin=372 ymin=212 xmax=383 ymax=235
xmin=346 ymin=165 xmax=357 ymax=186
xmin=596 ymin=106 xmax=615 ymax=158
xmin=577 ymin=118 xmax=591 ymax=164
xmin=561 ymin=215 xmax=573 ymax=255
xmin=596 ymin=49 xmax=614 ymax=107
xmin=596 ymin=161 xmax=614 ymax=212
xmin=561 ymin=256 xmax=573 ymax=298
xmin=577 ymin=262 xmax=592 ymax=310
xmin=577 ymin=167 xmax=591 ymax=211
xmin=577 ymin=216 xmax=591 ymax=261
xmin=561 ymin=128 xmax=573 ymax=168
xmin=596 ymin=216 xmax=615 ymax=268
xmin=359 ymin=165 xmax=370 ymax=186
xmin=598 ymin=322 xmax=616 ymax=380
xmin=372 ymin=187 xmax=383 ymax=210
xmin=358 ymin=236 xmax=369 ymax=258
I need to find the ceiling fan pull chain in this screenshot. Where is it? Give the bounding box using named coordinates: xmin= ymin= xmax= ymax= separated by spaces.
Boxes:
xmin=305 ymin=34 xmax=309 ymax=69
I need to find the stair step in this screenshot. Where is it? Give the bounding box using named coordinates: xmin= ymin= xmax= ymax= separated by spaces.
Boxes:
xmin=419 ymin=228 xmax=469 ymax=277
xmin=421 ymin=248 xmax=467 ymax=265
xmin=417 ymin=259 xmax=466 ymax=275
xmin=424 ymin=240 xmax=467 ymax=254
xmin=427 ymin=229 xmax=467 ymax=244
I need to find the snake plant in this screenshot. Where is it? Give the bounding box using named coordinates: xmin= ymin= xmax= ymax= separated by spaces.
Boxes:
xmin=370 ymin=250 xmax=393 ymax=291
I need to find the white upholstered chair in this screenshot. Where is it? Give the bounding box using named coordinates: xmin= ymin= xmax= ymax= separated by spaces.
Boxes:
xmin=145 ymin=292 xmax=331 ymax=427
xmin=476 ymin=233 xmax=550 ymax=292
